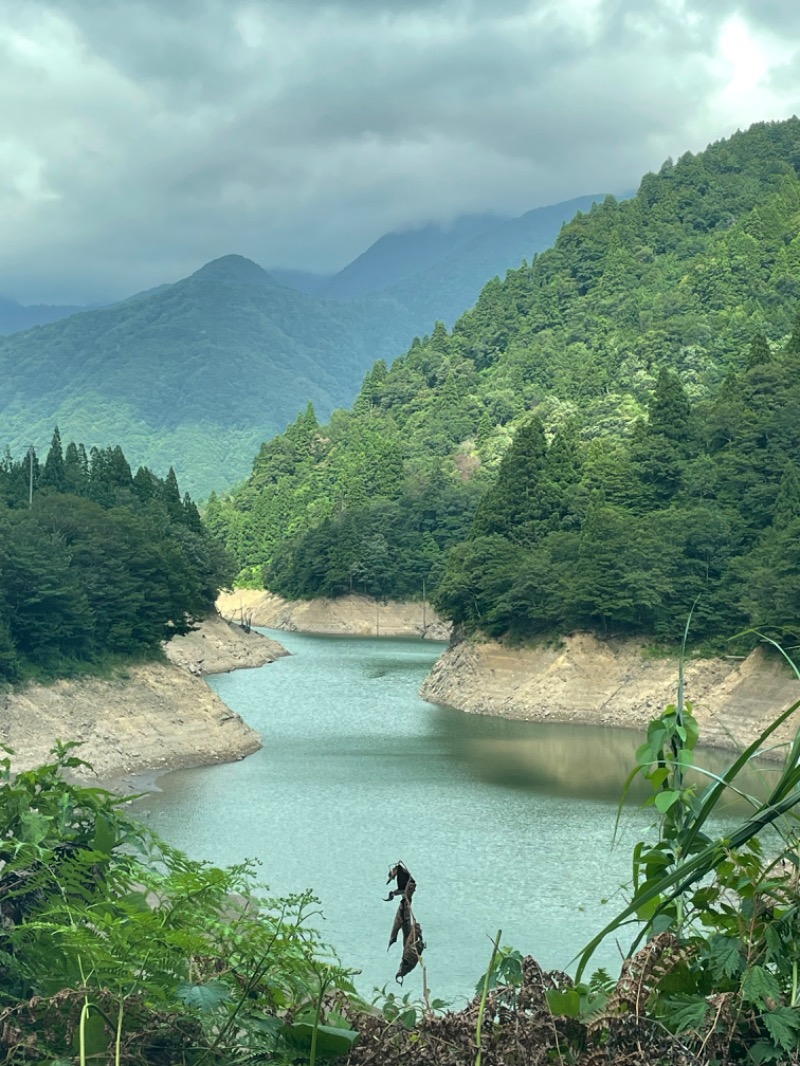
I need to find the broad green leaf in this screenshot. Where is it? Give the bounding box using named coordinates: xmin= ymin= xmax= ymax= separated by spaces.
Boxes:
xmin=684 ymin=715 xmax=699 ymax=748
xmin=92 ymin=812 xmax=117 ymax=856
xmin=176 ymin=980 xmax=232 ymax=1012
xmin=748 ymin=1039 xmax=785 ymax=1064
xmin=72 ymin=1009 xmax=109 ymax=1059
xmin=636 ymin=893 xmax=663 ymax=921
xmin=635 ymin=742 xmax=655 ymax=765
xmin=245 ymin=1014 xmax=283 ymax=1039
xmin=742 ymin=965 xmax=782 ymax=1009
xmin=546 ymin=988 xmax=581 ymax=1017
xmin=19 ymin=810 xmax=50 ymax=845
xmin=661 ymin=993 xmax=708 ymax=1033
xmin=281 ymin=1021 xmax=359 ymax=1055
xmin=649 ymin=767 xmax=669 ymax=789
xmin=763 ymin=1006 xmax=800 ymax=1053
xmin=654 ymin=790 xmax=681 ymax=813
xmin=707 ymin=934 xmax=743 ymax=981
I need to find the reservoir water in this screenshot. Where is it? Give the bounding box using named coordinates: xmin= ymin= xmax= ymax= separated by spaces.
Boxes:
xmin=135 ymin=631 xmax=690 ymax=1004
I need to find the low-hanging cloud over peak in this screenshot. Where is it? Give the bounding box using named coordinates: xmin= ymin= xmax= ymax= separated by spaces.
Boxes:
xmin=1 ymin=0 xmax=798 ymax=304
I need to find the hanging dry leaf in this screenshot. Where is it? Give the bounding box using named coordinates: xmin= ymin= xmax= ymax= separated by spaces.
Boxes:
xmin=385 ymin=861 xmax=425 ymax=983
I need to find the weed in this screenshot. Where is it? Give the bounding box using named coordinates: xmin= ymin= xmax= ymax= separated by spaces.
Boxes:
xmin=0 ymin=741 xmax=360 ymax=1064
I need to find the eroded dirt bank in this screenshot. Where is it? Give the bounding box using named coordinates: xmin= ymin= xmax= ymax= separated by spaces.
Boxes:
xmin=217 ymin=589 xmax=451 ymax=641
xmin=1 ymin=615 xmax=287 ymax=781
xmin=164 ymin=612 xmax=287 ymax=675
xmin=421 ymin=634 xmax=800 ymax=755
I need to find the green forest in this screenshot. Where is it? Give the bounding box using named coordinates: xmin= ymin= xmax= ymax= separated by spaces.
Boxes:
xmin=210 ymin=117 xmax=800 ymax=651
xmin=0 ymin=429 xmax=233 ymax=683
xmin=0 ymin=198 xmax=596 ymax=500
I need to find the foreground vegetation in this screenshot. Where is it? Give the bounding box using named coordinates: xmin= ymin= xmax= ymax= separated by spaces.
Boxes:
xmin=4 ymin=655 xmax=800 ymax=1064
xmin=0 ymin=743 xmax=361 ymax=1064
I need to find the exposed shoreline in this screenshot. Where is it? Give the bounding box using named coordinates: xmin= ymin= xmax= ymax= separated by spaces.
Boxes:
xmin=0 ymin=614 xmax=287 ymax=787
xmin=421 ymin=633 xmax=800 ymax=758
xmin=217 ymin=588 xmax=451 ymax=641
xmin=218 ymin=589 xmax=800 ymax=757
xmin=8 ymin=594 xmax=799 ymax=794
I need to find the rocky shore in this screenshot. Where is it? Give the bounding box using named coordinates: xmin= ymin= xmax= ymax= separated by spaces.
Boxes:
xmin=421 ymin=633 xmax=800 ymax=757
xmin=0 ymin=615 xmax=287 ymax=782
xmin=217 ymin=589 xmax=451 ymax=641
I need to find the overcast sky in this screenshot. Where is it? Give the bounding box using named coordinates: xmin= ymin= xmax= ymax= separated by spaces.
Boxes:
xmin=1 ymin=0 xmax=798 ymax=304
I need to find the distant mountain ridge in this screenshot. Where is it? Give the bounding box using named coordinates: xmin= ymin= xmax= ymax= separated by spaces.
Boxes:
xmin=266 ymin=268 xmax=332 ymax=294
xmin=0 ymin=194 xmax=609 ymax=497
xmin=0 ymin=295 xmax=88 ymax=335
xmin=384 ymin=195 xmax=608 ymax=326
xmin=316 ymin=212 xmax=507 ymax=301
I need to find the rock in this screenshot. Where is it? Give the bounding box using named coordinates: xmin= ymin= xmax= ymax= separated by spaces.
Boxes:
xmin=1 ymin=615 xmax=289 ymax=785
xmin=216 ymin=590 xmax=451 ymax=641
xmin=420 ymin=634 xmax=800 ymax=759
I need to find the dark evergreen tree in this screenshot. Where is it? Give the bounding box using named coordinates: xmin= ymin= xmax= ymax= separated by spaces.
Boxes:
xmin=63 ymin=441 xmax=89 ymax=495
xmin=471 ymin=416 xmax=548 ymax=543
xmin=0 ymin=434 xmax=234 ymax=680
xmin=786 ymin=306 xmax=800 ymax=354
xmin=88 ymin=446 xmax=134 ymax=508
xmin=630 ymin=370 xmax=695 ymax=505
xmin=39 ymin=427 xmax=67 ymax=493
xmin=746 ymin=331 xmax=772 ymax=369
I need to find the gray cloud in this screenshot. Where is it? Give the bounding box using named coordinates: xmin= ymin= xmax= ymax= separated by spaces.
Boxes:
xmin=0 ymin=0 xmax=797 ymax=304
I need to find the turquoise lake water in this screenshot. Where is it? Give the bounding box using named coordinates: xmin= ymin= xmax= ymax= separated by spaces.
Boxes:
xmin=135 ymin=630 xmax=735 ymax=1005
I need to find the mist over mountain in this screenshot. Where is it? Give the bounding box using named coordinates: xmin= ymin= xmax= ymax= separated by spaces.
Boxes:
xmin=384 ymin=195 xmax=608 ymax=326
xmin=0 ymin=195 xmax=609 ymax=498
xmin=316 ymin=213 xmax=507 ymax=301
xmin=266 ymin=269 xmax=332 ymax=294
xmin=0 ymin=295 xmax=88 ymax=335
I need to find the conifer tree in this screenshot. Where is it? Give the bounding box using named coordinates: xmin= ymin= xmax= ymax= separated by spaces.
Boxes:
xmin=63 ymin=441 xmax=89 ymax=495
xmin=746 ymin=331 xmax=772 ymax=369
xmin=471 ymin=416 xmax=548 ymax=544
xmin=39 ymin=427 xmax=66 ymax=493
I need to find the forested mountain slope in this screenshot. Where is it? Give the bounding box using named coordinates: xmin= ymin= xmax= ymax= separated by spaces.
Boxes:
xmin=209 ymin=118 xmax=800 ymax=651
xmin=0 ymin=294 xmax=87 ymax=335
xmin=0 ymin=197 xmax=602 ymax=498
xmin=0 ymin=255 xmax=418 ymax=498
xmin=382 ymin=195 xmax=608 ymax=326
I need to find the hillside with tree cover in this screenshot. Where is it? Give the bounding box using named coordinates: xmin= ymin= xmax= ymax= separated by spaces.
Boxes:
xmin=0 ymin=198 xmax=599 ymax=499
xmin=208 ymin=117 xmax=800 ymax=651
xmin=0 ymin=256 xmax=415 ymax=500
xmin=0 ymin=429 xmax=233 ymax=683
xmin=0 ymin=294 xmax=87 ymax=335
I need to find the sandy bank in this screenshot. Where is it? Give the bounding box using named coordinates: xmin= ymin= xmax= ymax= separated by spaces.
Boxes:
xmin=164 ymin=611 xmax=287 ymax=674
xmin=217 ymin=589 xmax=451 ymax=641
xmin=1 ymin=615 xmax=287 ymax=782
xmin=421 ymin=633 xmax=800 ymax=756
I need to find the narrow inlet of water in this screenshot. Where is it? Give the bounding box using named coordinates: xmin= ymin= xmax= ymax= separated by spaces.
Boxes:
xmin=135 ymin=630 xmax=758 ymax=1005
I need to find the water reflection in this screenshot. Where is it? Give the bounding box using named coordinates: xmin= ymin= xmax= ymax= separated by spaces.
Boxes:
xmin=430 ymin=706 xmax=780 ymax=811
